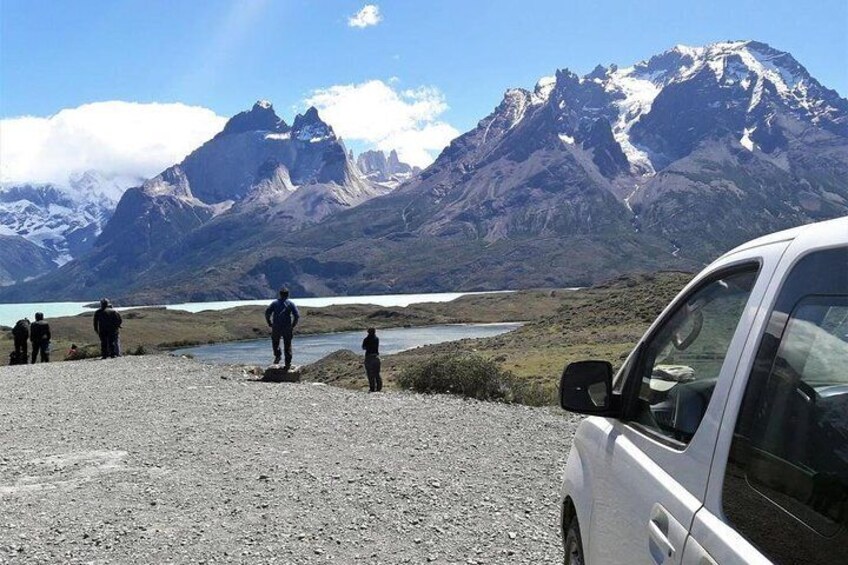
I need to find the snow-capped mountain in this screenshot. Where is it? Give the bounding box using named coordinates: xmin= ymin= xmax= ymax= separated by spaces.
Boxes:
xmin=356 ymin=150 xmax=422 ymax=188
xmin=4 ymin=42 xmax=847 ymax=302
xmin=0 ymin=171 xmax=136 ymax=269
xmin=489 ymin=40 xmax=846 ymax=179
xmin=0 ymin=102 xmax=389 ymax=300
xmin=264 ymin=39 xmax=846 ymax=294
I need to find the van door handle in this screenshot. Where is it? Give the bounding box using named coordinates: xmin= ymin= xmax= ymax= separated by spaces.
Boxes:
xmin=648 ymin=505 xmax=675 ymax=564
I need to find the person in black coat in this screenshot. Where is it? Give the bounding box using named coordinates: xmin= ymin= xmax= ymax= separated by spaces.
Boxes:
xmin=29 ymin=312 xmax=51 ymax=364
xmin=11 ymin=318 xmax=30 ymax=363
xmin=362 ymin=327 xmax=382 ymax=392
xmin=93 ymin=298 xmax=123 ymax=359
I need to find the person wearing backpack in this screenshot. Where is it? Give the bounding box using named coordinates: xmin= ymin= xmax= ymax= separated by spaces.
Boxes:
xmin=93 ymin=298 xmax=123 ymax=359
xmin=29 ymin=312 xmax=51 ymax=364
xmin=11 ymin=317 xmax=30 ymax=364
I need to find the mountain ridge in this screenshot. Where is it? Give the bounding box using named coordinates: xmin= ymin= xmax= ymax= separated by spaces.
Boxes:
xmin=2 ymin=40 xmax=846 ymax=302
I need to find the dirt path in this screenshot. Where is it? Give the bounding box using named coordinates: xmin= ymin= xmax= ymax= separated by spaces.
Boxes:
xmin=0 ymin=356 xmax=579 ymax=564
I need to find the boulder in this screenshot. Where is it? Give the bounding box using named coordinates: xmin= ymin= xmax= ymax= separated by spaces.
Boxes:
xmin=262 ymin=365 xmax=301 ymax=383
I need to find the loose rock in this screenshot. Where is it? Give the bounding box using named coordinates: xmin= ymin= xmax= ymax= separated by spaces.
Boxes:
xmin=0 ymin=355 xmax=579 ymax=563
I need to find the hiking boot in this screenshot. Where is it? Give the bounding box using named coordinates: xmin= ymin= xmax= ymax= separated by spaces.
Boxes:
xmin=283 ymin=364 xmax=291 ymax=372
xmin=273 ymin=356 xmax=281 ymax=365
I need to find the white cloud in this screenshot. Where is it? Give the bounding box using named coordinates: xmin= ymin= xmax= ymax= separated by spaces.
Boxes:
xmin=348 ymin=4 xmax=382 ymax=28
xmin=304 ymin=80 xmax=459 ymax=167
xmin=0 ymin=101 xmax=227 ymax=187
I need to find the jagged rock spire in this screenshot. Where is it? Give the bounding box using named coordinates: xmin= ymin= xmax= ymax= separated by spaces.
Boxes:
xmin=218 ymin=100 xmax=290 ymax=137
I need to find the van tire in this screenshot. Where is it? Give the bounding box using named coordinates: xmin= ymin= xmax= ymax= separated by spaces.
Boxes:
xmin=564 ymin=516 xmax=585 ymax=565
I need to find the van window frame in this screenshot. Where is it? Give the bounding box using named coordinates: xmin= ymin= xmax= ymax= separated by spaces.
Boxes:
xmin=617 ymin=261 xmax=762 ymax=450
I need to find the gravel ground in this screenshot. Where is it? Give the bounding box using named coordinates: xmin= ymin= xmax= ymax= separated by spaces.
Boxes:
xmin=0 ymin=356 xmax=580 ymax=564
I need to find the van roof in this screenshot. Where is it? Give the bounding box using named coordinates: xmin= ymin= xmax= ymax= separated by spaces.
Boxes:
xmin=720 ymin=216 xmax=848 ymax=259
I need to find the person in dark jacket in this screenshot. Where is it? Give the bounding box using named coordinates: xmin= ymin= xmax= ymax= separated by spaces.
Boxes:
xmin=362 ymin=327 xmax=382 ymax=392
xmin=93 ymin=298 xmax=123 ymax=359
xmin=29 ymin=312 xmax=51 ymax=363
xmin=11 ymin=318 xmax=30 ymax=364
xmin=264 ymin=287 xmax=300 ymax=368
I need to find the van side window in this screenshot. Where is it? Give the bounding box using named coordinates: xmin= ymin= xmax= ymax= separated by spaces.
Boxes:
xmin=724 ymin=247 xmax=848 ymax=565
xmin=629 ymin=267 xmax=758 ymax=445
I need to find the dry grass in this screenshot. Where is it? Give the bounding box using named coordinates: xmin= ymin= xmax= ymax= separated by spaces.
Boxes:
xmin=2 ymin=272 xmax=693 ymax=407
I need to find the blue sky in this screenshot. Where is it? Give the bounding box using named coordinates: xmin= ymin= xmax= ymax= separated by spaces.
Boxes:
xmin=1 ymin=0 xmax=846 ymax=179
xmin=4 ymin=0 xmax=847 ymax=121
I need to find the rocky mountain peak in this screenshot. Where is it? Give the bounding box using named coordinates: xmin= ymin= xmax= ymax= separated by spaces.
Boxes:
xmin=585 ymin=64 xmax=608 ymax=81
xmin=292 ymin=107 xmax=335 ymax=142
xmin=218 ymin=100 xmax=290 ymax=138
xmin=356 ymin=149 xmax=421 ymax=187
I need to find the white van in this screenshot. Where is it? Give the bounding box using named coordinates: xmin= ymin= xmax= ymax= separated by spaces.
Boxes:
xmin=557 ymin=217 xmax=848 ymax=564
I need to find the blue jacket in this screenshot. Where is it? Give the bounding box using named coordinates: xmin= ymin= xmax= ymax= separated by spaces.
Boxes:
xmin=265 ymin=298 xmax=300 ymax=330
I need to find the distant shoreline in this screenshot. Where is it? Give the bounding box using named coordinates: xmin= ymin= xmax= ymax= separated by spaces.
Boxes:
xmin=1 ymin=288 xmax=573 ymax=361
xmin=0 ymin=290 xmax=520 ymax=329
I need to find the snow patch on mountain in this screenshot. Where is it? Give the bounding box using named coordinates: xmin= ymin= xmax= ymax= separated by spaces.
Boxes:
xmin=532 ymin=76 xmax=556 ymax=105
xmin=605 ymin=69 xmax=664 ymax=174
xmin=740 ymin=127 xmax=756 ymax=151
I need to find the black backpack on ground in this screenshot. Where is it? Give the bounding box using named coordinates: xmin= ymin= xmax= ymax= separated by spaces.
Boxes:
xmin=8 ymin=351 xmax=25 ymax=365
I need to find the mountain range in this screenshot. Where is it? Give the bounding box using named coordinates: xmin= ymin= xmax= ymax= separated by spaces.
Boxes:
xmin=2 ymin=40 xmax=846 ymax=303
xmin=0 ymin=171 xmax=133 ymax=285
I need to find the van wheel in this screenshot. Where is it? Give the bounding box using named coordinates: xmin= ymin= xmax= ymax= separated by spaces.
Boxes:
xmin=564 ymin=516 xmax=585 ymax=565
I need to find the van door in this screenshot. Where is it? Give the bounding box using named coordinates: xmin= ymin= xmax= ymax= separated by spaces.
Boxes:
xmin=689 ymin=245 xmax=848 ymax=564
xmin=585 ymin=243 xmax=788 ymax=564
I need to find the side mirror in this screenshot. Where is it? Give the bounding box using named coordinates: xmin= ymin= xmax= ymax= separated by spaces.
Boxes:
xmin=560 ymin=360 xmax=617 ymax=416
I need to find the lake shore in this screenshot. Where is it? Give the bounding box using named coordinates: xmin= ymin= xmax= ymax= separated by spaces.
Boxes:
xmin=173 ymin=323 xmax=523 ymax=367
xmin=1 ymin=272 xmax=693 ymax=405
xmin=0 ymin=289 xmax=569 ymax=360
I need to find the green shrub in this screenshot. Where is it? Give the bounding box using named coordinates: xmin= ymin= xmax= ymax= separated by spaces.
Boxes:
xmin=508 ymin=377 xmax=557 ymax=407
xmin=397 ymin=354 xmax=556 ymax=405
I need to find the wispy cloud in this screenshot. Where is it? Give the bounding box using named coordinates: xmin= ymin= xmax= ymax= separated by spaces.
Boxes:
xmin=0 ymin=101 xmax=227 ymax=186
xmin=176 ymin=0 xmax=271 ymax=94
xmin=348 ymin=4 xmax=382 ymax=28
xmin=305 ymin=80 xmax=459 ymax=167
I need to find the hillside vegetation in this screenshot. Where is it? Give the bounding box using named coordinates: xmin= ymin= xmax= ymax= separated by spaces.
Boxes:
xmin=301 ymin=272 xmax=693 ymax=402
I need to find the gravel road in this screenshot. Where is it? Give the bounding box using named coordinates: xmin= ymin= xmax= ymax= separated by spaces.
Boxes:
xmin=0 ymin=356 xmax=580 ymax=564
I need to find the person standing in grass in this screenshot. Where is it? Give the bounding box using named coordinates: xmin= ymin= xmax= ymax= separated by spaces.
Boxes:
xmin=264 ymin=287 xmax=300 ymax=369
xmin=93 ymin=298 xmax=123 ymax=359
xmin=29 ymin=312 xmax=51 ymax=364
xmin=362 ymin=327 xmax=382 ymax=392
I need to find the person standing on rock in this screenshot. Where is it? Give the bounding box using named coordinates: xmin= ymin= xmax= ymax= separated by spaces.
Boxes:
xmin=362 ymin=327 xmax=382 ymax=392
xmin=11 ymin=317 xmax=30 ymax=364
xmin=29 ymin=312 xmax=51 ymax=364
xmin=93 ymin=298 xmax=123 ymax=359
xmin=264 ymin=287 xmax=300 ymax=369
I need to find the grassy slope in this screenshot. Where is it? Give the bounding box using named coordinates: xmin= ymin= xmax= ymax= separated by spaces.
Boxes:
xmin=301 ymin=272 xmax=693 ymax=398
